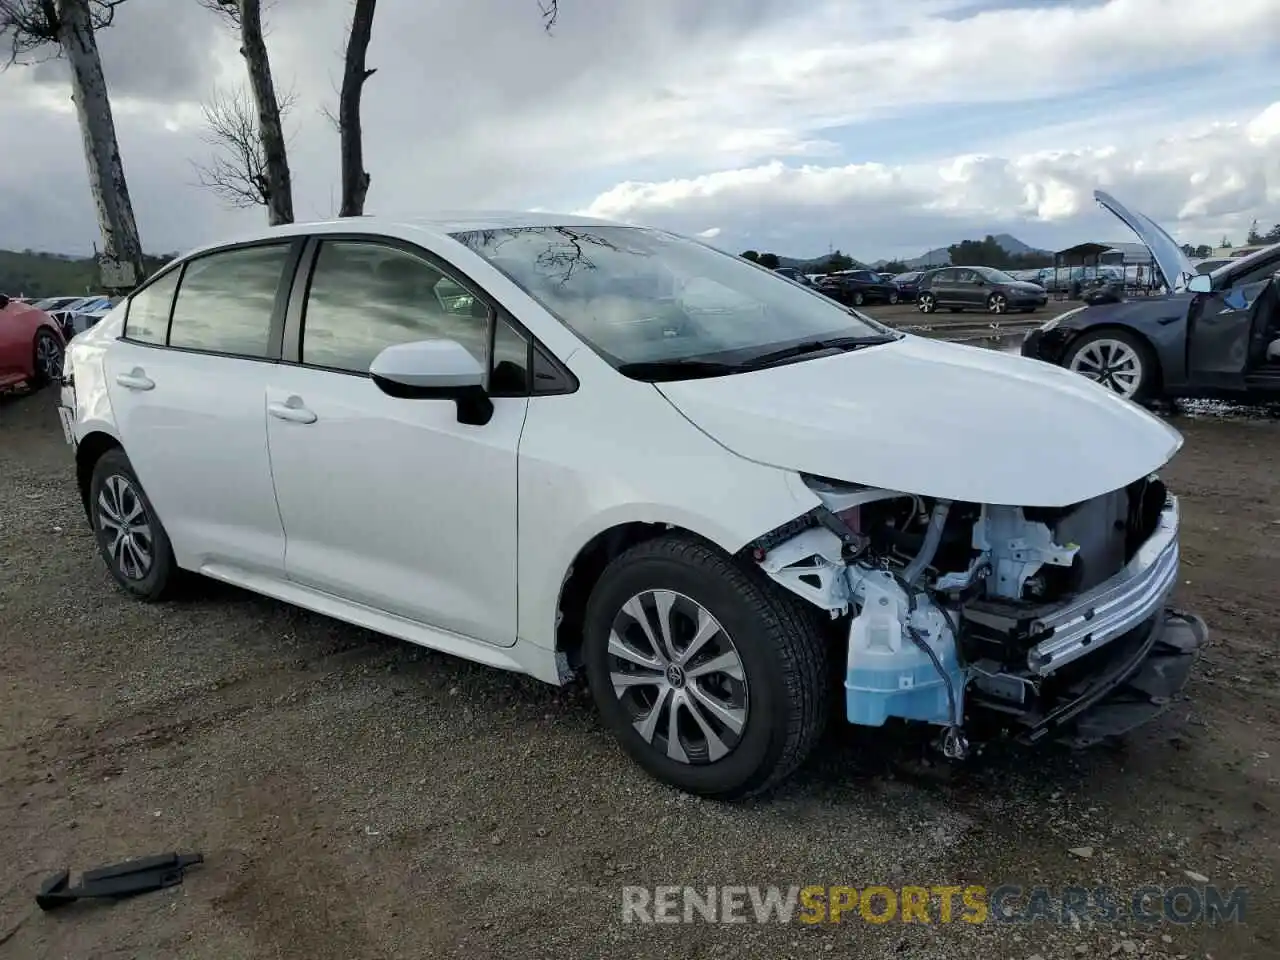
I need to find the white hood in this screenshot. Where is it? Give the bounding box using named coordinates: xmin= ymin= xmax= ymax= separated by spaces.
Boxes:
xmin=657 ymin=336 xmax=1183 ymax=508
xmin=1094 ymin=190 xmax=1197 ymax=293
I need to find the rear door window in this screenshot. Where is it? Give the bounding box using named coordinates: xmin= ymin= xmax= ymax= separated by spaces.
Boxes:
xmin=167 ymin=244 xmax=290 ymax=358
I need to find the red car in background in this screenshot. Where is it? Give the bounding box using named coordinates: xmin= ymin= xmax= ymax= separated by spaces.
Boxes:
xmin=0 ymin=294 xmax=66 ymax=391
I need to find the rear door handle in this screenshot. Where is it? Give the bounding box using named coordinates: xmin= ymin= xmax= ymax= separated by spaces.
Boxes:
xmin=267 ymin=398 xmax=317 ymax=424
xmin=115 ymin=369 xmax=154 ymax=391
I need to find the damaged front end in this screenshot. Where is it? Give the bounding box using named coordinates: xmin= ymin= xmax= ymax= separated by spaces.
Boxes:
xmin=749 ymin=474 xmax=1206 ymax=755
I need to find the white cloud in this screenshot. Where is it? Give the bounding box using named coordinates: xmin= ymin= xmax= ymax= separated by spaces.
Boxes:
xmin=580 ymin=101 xmax=1280 ymax=260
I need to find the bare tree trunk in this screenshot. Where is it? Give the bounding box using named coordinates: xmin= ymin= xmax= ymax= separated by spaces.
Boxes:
xmin=338 ymin=0 xmax=376 ymax=217
xmin=236 ymin=0 xmax=292 ymax=225
xmin=57 ymin=0 xmax=146 ymax=288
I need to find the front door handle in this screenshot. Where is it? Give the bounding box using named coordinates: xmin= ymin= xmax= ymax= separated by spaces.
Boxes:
xmin=115 ymin=368 xmax=154 ymax=391
xmin=267 ymin=397 xmax=317 ymax=424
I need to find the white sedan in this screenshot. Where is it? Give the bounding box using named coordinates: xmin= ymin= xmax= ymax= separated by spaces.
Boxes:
xmin=58 ymin=214 xmax=1206 ymax=798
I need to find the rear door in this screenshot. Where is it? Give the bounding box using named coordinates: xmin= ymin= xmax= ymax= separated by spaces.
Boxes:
xmin=950 ymin=269 xmax=983 ymax=307
xmin=1185 ymin=255 xmax=1279 ymax=390
xmin=104 ymin=240 xmax=301 ymax=575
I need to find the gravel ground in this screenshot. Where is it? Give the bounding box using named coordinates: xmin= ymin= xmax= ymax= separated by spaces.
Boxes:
xmin=1 ymin=377 xmax=1277 ymax=960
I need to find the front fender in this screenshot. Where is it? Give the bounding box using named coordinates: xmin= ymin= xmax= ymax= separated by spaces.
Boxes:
xmin=514 ymin=380 xmax=821 ymax=653
xmin=1064 ymin=297 xmax=1191 ymax=385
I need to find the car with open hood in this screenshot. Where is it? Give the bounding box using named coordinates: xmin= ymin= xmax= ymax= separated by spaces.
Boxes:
xmin=57 ymin=213 xmax=1205 ymax=799
xmin=1022 ymin=190 xmax=1280 ymax=402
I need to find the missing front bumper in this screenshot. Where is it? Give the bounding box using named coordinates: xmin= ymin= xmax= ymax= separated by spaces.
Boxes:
xmin=1015 ymin=607 xmax=1206 ymax=747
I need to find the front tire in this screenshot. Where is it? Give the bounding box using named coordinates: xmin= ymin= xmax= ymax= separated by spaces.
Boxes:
xmin=89 ymin=449 xmax=178 ymax=601
xmin=987 ymin=293 xmax=1009 ymax=314
xmin=1063 ymin=329 xmax=1158 ymax=401
xmin=583 ymin=535 xmax=829 ymax=800
xmin=888 ymin=290 xmax=900 ymax=305
xmin=852 ymin=291 xmax=865 ymax=306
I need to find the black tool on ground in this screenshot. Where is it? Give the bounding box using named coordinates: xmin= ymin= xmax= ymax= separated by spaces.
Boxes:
xmin=36 ymin=852 xmax=203 ymax=911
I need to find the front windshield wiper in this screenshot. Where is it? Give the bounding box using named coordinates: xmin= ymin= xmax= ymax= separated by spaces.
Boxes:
xmin=739 ymin=334 xmax=898 ymax=370
xmin=616 ymin=358 xmax=743 ymax=382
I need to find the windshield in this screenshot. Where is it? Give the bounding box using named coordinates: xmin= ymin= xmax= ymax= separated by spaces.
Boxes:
xmin=974 ymin=267 xmax=1017 ymax=284
xmin=452 ymin=226 xmax=893 ymax=370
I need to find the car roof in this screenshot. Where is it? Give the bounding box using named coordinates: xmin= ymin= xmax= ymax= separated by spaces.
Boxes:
xmin=175 ymin=211 xmax=625 ymax=264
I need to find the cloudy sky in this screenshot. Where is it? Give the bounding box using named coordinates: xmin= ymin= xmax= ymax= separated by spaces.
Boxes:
xmin=1 ymin=0 xmax=1278 ymax=263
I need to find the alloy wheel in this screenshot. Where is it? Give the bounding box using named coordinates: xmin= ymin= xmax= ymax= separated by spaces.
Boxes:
xmin=606 ymin=589 xmax=749 ymax=765
xmin=918 ymin=293 xmax=936 ymax=314
xmin=1068 ymin=338 xmax=1143 ymax=398
xmin=889 ymin=291 xmax=900 ymax=305
xmin=988 ymin=294 xmax=1008 ymax=314
xmin=96 ymin=474 xmax=154 ymax=580
xmin=853 ymin=292 xmax=865 ymax=306
xmin=35 ymin=331 xmax=62 ymax=382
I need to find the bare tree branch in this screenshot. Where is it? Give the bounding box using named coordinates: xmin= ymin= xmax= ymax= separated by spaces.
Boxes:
xmin=538 ymin=0 xmax=557 ymax=32
xmin=192 ymin=85 xmax=296 ymax=211
xmin=194 ymin=0 xmax=237 ymax=25
xmin=1 ymin=0 xmax=124 ymax=66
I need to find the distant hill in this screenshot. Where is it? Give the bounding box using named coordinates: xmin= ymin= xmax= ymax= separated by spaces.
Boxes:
xmin=1 ymin=248 xmax=176 ymax=298
xmin=872 ymin=233 xmax=1051 ymax=269
xmin=774 ymin=253 xmax=869 ymax=271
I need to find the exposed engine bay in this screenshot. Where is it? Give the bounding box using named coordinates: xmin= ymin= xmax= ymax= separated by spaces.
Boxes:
xmin=749 ymin=474 xmax=1205 ymax=755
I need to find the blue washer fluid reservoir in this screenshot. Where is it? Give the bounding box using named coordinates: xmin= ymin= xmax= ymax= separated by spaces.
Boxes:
xmin=844 ymin=570 xmax=965 ymax=727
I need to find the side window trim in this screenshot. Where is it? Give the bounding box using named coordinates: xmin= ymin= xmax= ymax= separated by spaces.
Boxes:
xmin=281 ymin=233 xmax=577 ymax=396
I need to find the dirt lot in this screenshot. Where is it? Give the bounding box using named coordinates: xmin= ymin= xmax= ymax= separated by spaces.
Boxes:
xmin=1 ymin=373 xmax=1277 ymax=960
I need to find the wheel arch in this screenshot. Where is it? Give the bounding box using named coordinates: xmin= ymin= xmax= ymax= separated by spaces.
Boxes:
xmin=75 ymin=430 xmax=123 ymax=520
xmin=553 ymin=520 xmax=738 ymax=670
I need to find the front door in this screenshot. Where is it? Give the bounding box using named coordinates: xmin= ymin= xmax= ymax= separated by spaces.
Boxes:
xmin=1186 ymin=274 xmax=1275 ymax=391
xmin=104 ymin=242 xmax=296 ymax=576
xmin=264 ymin=238 xmax=530 ymax=647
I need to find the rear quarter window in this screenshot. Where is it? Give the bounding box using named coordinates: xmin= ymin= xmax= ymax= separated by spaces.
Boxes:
xmin=124 ymin=269 xmax=181 ymax=345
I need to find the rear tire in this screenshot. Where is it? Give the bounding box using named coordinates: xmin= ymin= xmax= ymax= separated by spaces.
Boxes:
xmin=852 ymin=291 xmax=865 ymax=306
xmin=917 ymin=293 xmax=936 ymax=314
xmin=888 ymin=290 xmax=900 ymax=305
xmin=583 ymin=535 xmax=829 ymax=800
xmin=89 ymin=449 xmax=178 ymax=601
xmin=31 ymin=328 xmax=63 ymax=387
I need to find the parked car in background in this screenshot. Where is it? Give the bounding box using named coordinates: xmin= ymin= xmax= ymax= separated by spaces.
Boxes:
xmin=816 ymin=269 xmax=900 ymax=306
xmin=1022 ymin=191 xmax=1280 ymax=403
xmin=56 ymin=211 xmax=1204 ymax=798
xmin=916 ymin=266 xmax=1048 ymax=315
xmin=890 ymin=271 xmax=924 ymax=302
xmin=49 ymin=296 xmax=114 ymax=340
xmin=32 ymin=295 xmax=88 ymax=314
xmin=771 ymin=266 xmax=817 ymax=288
xmin=0 ymin=293 xmax=65 ymax=390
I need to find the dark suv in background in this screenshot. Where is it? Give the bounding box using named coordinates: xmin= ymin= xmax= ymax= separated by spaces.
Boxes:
xmin=816 ymin=269 xmax=900 ymax=306
xmin=916 ymin=266 xmax=1048 ymax=315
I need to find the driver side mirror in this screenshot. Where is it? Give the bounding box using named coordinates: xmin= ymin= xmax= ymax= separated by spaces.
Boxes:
xmin=369 ymin=339 xmax=494 ymax=426
xmin=1187 ymin=274 xmax=1212 ymax=294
